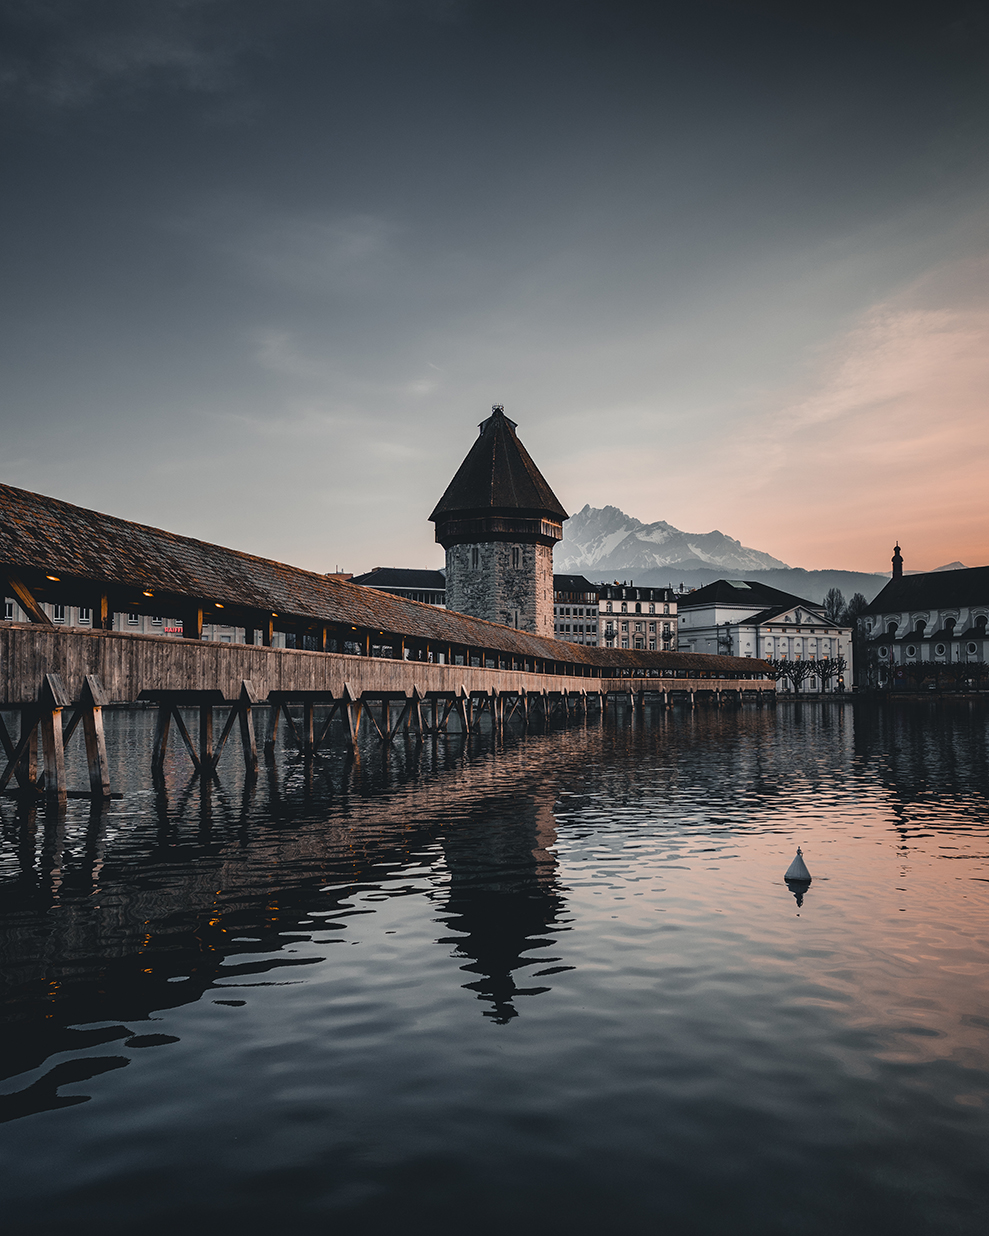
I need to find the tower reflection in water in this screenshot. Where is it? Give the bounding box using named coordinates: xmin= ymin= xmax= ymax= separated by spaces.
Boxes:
xmin=437 ymin=791 xmax=568 ymax=1023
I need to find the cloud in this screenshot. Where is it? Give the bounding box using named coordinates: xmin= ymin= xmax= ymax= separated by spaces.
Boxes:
xmin=730 ymin=255 xmax=989 ymax=569
xmin=0 ymin=0 xmax=239 ymax=110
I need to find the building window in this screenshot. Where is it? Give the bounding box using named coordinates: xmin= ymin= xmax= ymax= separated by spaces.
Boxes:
xmin=512 ymin=546 xmax=520 ymax=569
xmin=649 ymin=603 xmax=655 ymax=614
xmin=935 ymin=644 xmax=946 ymax=655
xmin=969 ymin=643 xmax=978 ymax=654
xmin=471 ymin=547 xmax=479 ymax=569
xmin=128 ymin=613 xmax=140 ymax=626
xmin=621 ymin=638 xmax=629 ymax=648
xmin=649 ymin=640 xmax=656 ymax=650
xmin=621 ymin=622 xmax=628 ymax=632
xmin=5 ymin=600 xmax=14 ymax=620
xmin=635 ymin=603 xmax=642 ymax=614
xmin=151 ymin=616 xmax=162 ymax=626
xmin=621 ymin=603 xmax=627 ymax=613
xmin=78 ymin=607 xmax=91 ymax=623
xmin=649 ymin=623 xmax=656 ymax=632
xmin=606 ymin=602 xmax=612 ymax=613
xmin=52 ymin=604 xmax=66 ymax=622
xmin=664 ymin=604 xmax=670 ymax=614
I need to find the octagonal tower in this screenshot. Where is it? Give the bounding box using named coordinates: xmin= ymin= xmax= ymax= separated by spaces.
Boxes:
xmin=429 ymin=407 xmax=567 ymax=637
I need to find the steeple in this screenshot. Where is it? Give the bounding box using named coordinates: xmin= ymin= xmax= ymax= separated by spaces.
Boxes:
xmin=892 ymin=542 xmax=903 ymax=580
xmin=430 ymin=408 xmax=567 ymax=637
xmin=429 ymin=406 xmax=567 ymax=535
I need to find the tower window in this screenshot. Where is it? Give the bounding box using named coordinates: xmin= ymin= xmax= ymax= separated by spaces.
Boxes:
xmin=471 ymin=547 xmax=479 ymax=569
xmin=512 ymin=546 xmax=520 ymax=569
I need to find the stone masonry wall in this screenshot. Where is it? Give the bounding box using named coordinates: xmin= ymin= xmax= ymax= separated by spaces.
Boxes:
xmin=445 ymin=541 xmax=555 ymax=638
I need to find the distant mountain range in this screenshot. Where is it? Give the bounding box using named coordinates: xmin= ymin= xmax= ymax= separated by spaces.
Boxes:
xmin=556 ymin=505 xmax=890 ymax=603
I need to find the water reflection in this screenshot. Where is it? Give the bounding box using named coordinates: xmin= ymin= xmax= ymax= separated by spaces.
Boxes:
xmin=440 ymin=792 xmax=566 ymax=1022
xmin=1 ymin=701 xmax=988 ymax=1235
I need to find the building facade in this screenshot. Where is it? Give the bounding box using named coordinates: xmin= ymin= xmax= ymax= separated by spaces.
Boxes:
xmin=861 ymin=552 xmax=989 ymax=687
xmin=553 ymin=575 xmax=601 ymax=645
xmin=429 ymin=406 xmax=567 ymax=638
xmin=677 ymin=578 xmax=853 ymax=689
xmin=597 ymin=584 xmax=677 ymax=651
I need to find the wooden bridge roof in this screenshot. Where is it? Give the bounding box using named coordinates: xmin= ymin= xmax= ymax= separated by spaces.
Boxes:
xmin=0 ymin=481 xmax=765 ymax=676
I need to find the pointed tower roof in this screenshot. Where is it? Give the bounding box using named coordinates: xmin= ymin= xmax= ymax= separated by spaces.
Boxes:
xmin=429 ymin=406 xmax=568 ymax=522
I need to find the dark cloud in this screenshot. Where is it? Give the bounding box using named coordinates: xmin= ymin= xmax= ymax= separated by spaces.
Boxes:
xmin=1 ymin=0 xmax=988 ymax=572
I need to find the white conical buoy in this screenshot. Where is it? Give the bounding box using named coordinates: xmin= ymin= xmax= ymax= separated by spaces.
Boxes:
xmin=785 ymin=847 xmax=811 ymax=882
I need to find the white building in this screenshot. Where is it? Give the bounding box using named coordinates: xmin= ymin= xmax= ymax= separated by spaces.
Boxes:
xmin=677 ymin=579 xmax=852 ymax=690
xmin=861 ymin=555 xmax=988 ymax=687
xmin=596 ymin=583 xmax=677 ymax=651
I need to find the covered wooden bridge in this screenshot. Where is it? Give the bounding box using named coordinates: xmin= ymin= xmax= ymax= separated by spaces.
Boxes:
xmin=1 ymin=482 xmax=773 ymax=801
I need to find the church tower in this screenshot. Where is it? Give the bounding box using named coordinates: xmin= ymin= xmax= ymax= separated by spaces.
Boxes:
xmin=429 ymin=407 xmax=567 ymax=637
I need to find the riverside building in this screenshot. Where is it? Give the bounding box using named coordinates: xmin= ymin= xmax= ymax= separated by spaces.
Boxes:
xmin=861 ymin=547 xmax=988 ymax=685
xmin=677 ymin=578 xmax=853 ymax=689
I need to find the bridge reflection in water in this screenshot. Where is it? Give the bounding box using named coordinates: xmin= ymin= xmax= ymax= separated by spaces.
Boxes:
xmin=0 ymin=709 xmax=584 ymax=1119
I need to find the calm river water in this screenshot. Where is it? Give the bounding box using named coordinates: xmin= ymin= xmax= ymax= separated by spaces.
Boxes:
xmin=2 ymin=700 xmax=988 ymax=1235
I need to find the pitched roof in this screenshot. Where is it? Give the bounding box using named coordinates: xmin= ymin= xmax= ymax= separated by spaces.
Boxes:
xmin=554 ymin=574 xmax=599 ymax=595
xmin=865 ymin=566 xmax=989 ymax=615
xmin=429 ymin=407 xmax=568 ymax=522
xmin=0 ymin=481 xmax=765 ymax=676
xmin=678 ymin=578 xmax=820 ymax=611
xmin=350 ymin=568 xmax=446 ymax=590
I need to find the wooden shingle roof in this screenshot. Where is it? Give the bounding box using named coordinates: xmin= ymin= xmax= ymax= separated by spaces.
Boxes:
xmin=429 ymin=407 xmax=568 ymax=522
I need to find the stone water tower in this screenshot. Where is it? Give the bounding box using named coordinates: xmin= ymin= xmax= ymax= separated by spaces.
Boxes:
xmin=429 ymin=407 xmax=567 ymax=638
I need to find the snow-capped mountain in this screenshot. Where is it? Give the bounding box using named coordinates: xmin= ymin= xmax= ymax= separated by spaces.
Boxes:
xmin=556 ymin=505 xmax=790 ymax=576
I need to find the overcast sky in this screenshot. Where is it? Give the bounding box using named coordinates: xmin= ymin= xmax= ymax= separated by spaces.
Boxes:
xmin=2 ymin=0 xmax=987 ymax=575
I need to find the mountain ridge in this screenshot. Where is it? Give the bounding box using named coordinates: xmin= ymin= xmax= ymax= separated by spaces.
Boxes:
xmin=556 ymin=504 xmax=888 ymax=603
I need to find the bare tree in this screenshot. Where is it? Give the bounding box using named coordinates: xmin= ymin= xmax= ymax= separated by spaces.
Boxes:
xmin=769 ymin=657 xmax=815 ymax=693
xmin=822 ymin=588 xmax=845 ymax=623
xmin=814 ymin=656 xmax=846 ymax=692
xmin=785 ymin=659 xmax=815 ymax=694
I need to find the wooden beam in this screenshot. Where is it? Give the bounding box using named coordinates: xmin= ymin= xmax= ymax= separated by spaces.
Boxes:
xmin=184 ymin=606 xmax=204 ymax=640
xmin=39 ymin=673 xmax=69 ymax=805
xmin=4 ymin=573 xmax=52 ymax=625
xmin=238 ymin=680 xmax=259 ymax=775
xmin=80 ymin=675 xmax=112 ymax=797
xmin=93 ymin=593 xmax=113 ymax=631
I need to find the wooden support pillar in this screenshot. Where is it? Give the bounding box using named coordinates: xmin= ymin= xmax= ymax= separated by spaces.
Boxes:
xmin=304 ymin=698 xmax=315 ymax=755
xmin=456 ymin=688 xmax=471 ymax=735
xmin=39 ymin=673 xmax=69 ymax=806
xmin=239 ymin=681 xmax=259 ymax=775
xmin=318 ymin=625 xmax=328 ymax=653
xmin=265 ymin=699 xmax=280 ymax=755
xmin=80 ymin=675 xmax=111 ymax=798
xmin=261 ymin=617 xmax=274 ymax=647
xmin=199 ymin=700 xmax=213 ymax=768
xmin=152 ymin=702 xmax=172 ymax=772
xmin=409 ymin=688 xmax=424 ymax=738
xmin=343 ymin=683 xmax=361 ymax=749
